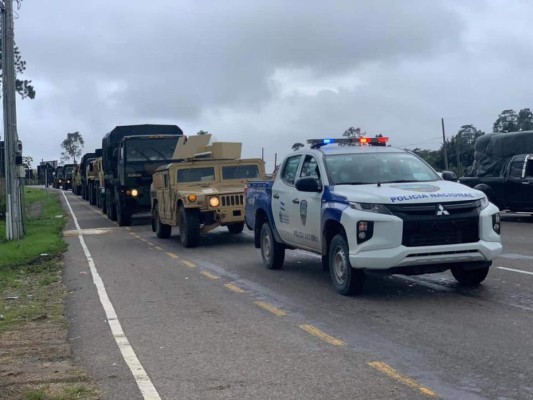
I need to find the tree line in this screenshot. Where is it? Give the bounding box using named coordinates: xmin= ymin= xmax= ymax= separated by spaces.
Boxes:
xmin=412 ymin=108 xmax=533 ymax=177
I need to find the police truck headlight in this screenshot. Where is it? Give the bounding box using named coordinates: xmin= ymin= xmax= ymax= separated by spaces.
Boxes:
xmin=209 ymin=196 xmax=220 ymax=207
xmin=350 ymin=202 xmax=391 ymax=215
xmin=481 ymin=196 xmax=489 ymax=209
xmin=131 ymin=189 xmax=139 ymax=197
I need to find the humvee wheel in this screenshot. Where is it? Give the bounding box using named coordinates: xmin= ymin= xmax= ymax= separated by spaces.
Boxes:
xmin=260 ymin=222 xmax=285 ymax=269
xmin=154 ymin=205 xmax=171 ymax=238
xmin=227 ymin=223 xmax=244 ymax=234
xmin=329 ymin=234 xmax=365 ymax=296
xmin=179 ymin=207 xmax=200 ymax=248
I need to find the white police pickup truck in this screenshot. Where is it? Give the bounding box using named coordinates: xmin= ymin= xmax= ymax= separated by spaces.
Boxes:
xmin=244 ymin=137 xmax=502 ymax=295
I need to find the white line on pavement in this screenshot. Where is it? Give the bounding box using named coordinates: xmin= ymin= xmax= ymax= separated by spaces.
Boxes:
xmin=62 ymin=192 xmax=161 ymax=400
xmin=498 ymin=267 xmax=533 ymax=276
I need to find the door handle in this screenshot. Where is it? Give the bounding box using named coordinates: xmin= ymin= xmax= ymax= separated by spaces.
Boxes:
xmin=292 ymin=198 xmax=300 ymax=204
xmin=273 ymin=193 xmax=280 ymax=199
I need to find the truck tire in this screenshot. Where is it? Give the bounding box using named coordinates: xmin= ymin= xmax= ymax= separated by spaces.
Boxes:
xmin=101 ymin=191 xmax=107 ymax=213
xmin=106 ymin=189 xmax=117 ymax=221
xmin=89 ymin=183 xmax=96 ymax=205
xmin=116 ymin=198 xmax=132 ymax=226
xmin=154 ymin=205 xmax=171 ymax=238
xmin=260 ymin=222 xmax=285 ymax=270
xmin=179 ymin=207 xmax=200 ymax=248
xmin=329 ymin=234 xmax=365 ymax=296
xmin=451 ymin=264 xmax=489 ymax=286
xmin=227 ymin=223 xmax=244 ymax=234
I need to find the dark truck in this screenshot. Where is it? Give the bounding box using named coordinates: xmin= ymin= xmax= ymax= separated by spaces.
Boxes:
xmin=62 ymin=164 xmax=76 ymax=191
xmin=102 ymin=124 xmax=183 ymax=226
xmin=459 ymin=131 xmax=533 ymax=213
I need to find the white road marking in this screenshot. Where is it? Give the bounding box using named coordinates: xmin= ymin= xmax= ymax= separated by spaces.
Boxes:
xmin=498 ymin=267 xmax=533 ymax=276
xmin=62 ymin=192 xmax=161 ymax=400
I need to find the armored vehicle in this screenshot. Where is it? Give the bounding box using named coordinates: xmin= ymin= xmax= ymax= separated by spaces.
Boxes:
xmin=102 ymin=124 xmax=183 ymax=226
xmin=52 ymin=166 xmax=64 ymax=189
xmin=151 ymin=135 xmax=266 ymax=247
xmin=62 ymin=164 xmax=76 ymax=191
xmin=80 ymin=150 xmax=101 ymax=200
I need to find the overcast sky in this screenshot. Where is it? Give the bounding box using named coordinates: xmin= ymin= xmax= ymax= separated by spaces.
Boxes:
xmin=9 ymin=0 xmax=533 ymax=170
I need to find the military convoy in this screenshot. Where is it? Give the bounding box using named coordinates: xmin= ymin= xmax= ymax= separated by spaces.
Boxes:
xmin=150 ymin=134 xmax=266 ymax=247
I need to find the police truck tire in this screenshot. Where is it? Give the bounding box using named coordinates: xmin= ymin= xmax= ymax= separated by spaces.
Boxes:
xmin=179 ymin=207 xmax=200 ymax=248
xmin=155 ymin=205 xmax=171 ymax=238
xmin=451 ymin=265 xmax=489 ymax=286
xmin=227 ymin=223 xmax=244 ymax=234
xmin=260 ymin=222 xmax=285 ymax=270
xmin=329 ymin=234 xmax=365 ymax=296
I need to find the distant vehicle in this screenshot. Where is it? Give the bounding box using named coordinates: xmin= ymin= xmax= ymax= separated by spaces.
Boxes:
xmin=151 ymin=135 xmax=266 ymax=247
xmin=102 ymin=124 xmax=183 ymax=226
xmin=62 ymin=164 xmax=76 ymax=191
xmin=459 ymin=131 xmax=533 ymax=213
xmin=245 ymin=136 xmax=502 ymax=295
xmin=79 ymin=150 xmax=100 ymax=200
xmin=52 ymin=166 xmax=64 ymax=189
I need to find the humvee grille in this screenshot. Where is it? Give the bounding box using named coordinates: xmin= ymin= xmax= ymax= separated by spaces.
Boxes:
xmin=221 ymin=194 xmax=244 ymax=207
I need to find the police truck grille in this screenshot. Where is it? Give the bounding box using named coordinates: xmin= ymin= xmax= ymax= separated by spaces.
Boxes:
xmin=221 ymin=194 xmax=244 ymax=207
xmin=387 ymin=200 xmax=481 ymax=247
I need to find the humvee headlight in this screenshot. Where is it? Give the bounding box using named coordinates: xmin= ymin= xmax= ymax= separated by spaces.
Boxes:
xmin=209 ymin=196 xmax=220 ymax=207
xmin=131 ymin=189 xmax=139 ymax=197
xmin=188 ymin=194 xmax=197 ymax=202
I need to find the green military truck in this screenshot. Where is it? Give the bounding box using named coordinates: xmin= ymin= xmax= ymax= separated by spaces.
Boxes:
xmin=102 ymin=124 xmax=183 ymax=226
xmin=150 ymin=135 xmax=266 ymax=247
xmin=80 ymin=150 xmax=100 ymax=201
xmin=52 ymin=166 xmax=63 ymax=189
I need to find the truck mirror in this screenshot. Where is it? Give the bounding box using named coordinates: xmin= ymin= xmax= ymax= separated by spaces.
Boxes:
xmin=441 ymin=171 xmax=457 ymax=181
xmin=295 ymin=176 xmax=322 ymax=192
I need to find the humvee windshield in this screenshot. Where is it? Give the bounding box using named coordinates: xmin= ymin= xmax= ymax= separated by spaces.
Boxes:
xmin=222 ymin=165 xmax=260 ymax=180
xmin=177 ymin=167 xmax=215 ymax=183
xmin=125 ymin=137 xmax=178 ymax=162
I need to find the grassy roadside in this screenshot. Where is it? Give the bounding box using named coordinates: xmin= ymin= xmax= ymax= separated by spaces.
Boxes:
xmin=0 ymin=187 xmax=100 ymax=400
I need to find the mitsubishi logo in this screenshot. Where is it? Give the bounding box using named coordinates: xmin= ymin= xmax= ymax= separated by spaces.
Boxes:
xmin=436 ymin=204 xmax=450 ymax=216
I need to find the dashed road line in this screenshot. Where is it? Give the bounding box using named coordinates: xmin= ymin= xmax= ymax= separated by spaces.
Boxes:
xmin=254 ymin=301 xmax=287 ymax=317
xmin=368 ymin=361 xmax=437 ymax=398
xmin=182 ymin=260 xmax=197 ymax=268
xmin=299 ymin=324 xmax=345 ymax=346
xmin=200 ymin=271 xmax=220 ymax=280
xmin=224 ymin=283 xmax=245 ymax=293
xmin=154 ymin=246 xmax=164 ymax=251
xmin=166 ymin=252 xmax=179 ymax=259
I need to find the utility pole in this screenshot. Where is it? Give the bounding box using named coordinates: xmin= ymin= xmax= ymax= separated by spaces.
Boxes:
xmin=441 ymin=118 xmax=449 ymax=171
xmin=2 ymin=0 xmax=24 ymax=240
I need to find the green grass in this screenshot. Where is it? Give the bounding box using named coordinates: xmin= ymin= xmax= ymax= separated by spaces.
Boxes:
xmin=0 ymin=188 xmax=67 ymax=268
xmin=24 ymin=385 xmax=98 ymax=400
xmin=0 ymin=188 xmax=68 ymax=332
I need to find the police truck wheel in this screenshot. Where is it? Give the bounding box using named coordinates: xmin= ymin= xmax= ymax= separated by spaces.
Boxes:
xmin=155 ymin=205 xmax=171 ymax=238
xmin=329 ymin=234 xmax=365 ymax=296
xmin=260 ymin=222 xmax=285 ymax=270
xmin=451 ymin=265 xmax=489 ymax=286
xmin=179 ymin=207 xmax=200 ymax=248
xmin=227 ymin=223 xmax=244 ymax=234
xmin=116 ymin=200 xmax=132 ymax=226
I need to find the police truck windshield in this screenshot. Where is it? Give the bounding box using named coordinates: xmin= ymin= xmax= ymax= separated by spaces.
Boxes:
xmin=125 ymin=137 xmax=178 ymax=162
xmin=324 ymin=152 xmax=439 ymax=185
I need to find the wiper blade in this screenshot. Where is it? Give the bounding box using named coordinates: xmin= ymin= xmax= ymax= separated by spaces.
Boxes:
xmin=150 ymin=147 xmax=168 ymax=161
xmin=381 ymin=179 xmax=418 ymax=183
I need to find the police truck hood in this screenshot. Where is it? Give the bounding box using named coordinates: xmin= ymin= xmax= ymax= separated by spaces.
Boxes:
xmin=331 ymin=180 xmax=484 ymax=205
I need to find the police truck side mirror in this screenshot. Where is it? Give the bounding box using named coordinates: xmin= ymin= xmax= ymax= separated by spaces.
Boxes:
xmin=295 ymin=176 xmax=322 ymax=192
xmin=441 ymin=171 xmax=457 ymax=181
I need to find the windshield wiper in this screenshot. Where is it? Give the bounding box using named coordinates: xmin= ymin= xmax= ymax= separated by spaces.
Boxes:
xmin=380 ymin=179 xmax=418 ymax=184
xmin=150 ymin=147 xmax=168 ymax=161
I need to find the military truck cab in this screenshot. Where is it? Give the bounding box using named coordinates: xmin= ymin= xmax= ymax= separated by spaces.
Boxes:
xmin=151 ymin=135 xmax=266 ymax=247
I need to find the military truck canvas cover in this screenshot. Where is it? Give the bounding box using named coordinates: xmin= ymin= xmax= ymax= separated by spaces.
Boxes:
xmin=469 ymin=130 xmax=533 ymax=177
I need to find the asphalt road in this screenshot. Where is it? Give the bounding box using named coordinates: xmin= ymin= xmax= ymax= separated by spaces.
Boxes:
xmin=58 ymin=190 xmax=533 ymax=400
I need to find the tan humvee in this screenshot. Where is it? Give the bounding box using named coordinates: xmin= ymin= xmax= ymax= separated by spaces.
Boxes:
xmin=150 ymin=135 xmax=266 ymax=247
